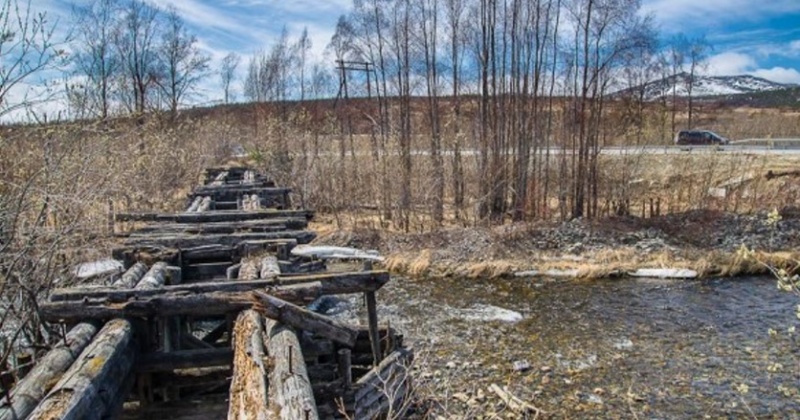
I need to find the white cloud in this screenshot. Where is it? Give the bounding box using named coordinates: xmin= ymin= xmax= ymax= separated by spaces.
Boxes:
xmin=751 ymin=67 xmax=800 ymax=84
xmin=642 ymin=0 xmax=800 ymax=28
xmin=703 ymin=51 xmax=800 ymax=84
xmin=705 ymin=52 xmax=757 ymax=75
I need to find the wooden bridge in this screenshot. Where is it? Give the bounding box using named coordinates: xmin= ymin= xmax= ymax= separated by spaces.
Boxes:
xmin=0 ymin=167 xmax=412 ymax=420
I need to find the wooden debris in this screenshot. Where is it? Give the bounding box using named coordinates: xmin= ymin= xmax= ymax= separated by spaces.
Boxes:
xmin=259 ymin=255 xmax=280 ymax=280
xmin=134 ymin=261 xmax=168 ymax=289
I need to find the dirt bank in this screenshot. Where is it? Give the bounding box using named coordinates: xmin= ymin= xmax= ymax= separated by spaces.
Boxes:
xmin=312 ymin=208 xmax=800 ymax=280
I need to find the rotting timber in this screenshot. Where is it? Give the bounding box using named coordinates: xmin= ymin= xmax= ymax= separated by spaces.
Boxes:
xmin=0 ymin=166 xmax=412 ymax=420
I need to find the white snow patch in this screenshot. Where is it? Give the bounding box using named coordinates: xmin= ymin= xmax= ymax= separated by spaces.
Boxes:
xmin=291 ymin=245 xmax=384 ymax=261
xmin=628 ymin=268 xmax=697 ymax=279
xmin=72 ymin=259 xmax=123 ymax=279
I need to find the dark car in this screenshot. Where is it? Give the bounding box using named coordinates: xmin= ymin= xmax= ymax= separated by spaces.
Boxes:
xmin=674 ymin=130 xmax=730 ymax=146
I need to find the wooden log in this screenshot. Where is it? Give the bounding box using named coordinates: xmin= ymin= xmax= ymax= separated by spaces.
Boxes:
xmin=115 ymin=209 xmax=314 ymax=223
xmin=41 ymin=283 xmax=325 ymax=322
xmin=27 ymin=319 xmax=136 ymax=420
xmin=238 ymin=257 xmax=260 ymax=281
xmin=122 ymin=231 xmax=317 ymax=248
xmin=186 ymin=196 xmax=203 ymax=212
xmin=197 ymin=196 xmax=212 ymax=212
xmin=250 ymin=194 xmax=261 ymax=210
xmin=0 ymin=323 xmax=99 ymax=420
xmin=49 ymin=271 xmax=389 ymax=303
xmin=260 ymin=255 xmax=280 ymax=280
xmin=252 ymin=292 xmax=358 ymax=347
xmin=137 ymin=348 xmax=233 ymax=373
xmin=134 ymin=261 xmax=168 ymax=290
xmin=111 ymin=262 xmax=148 ymax=288
xmin=210 ymin=171 xmax=228 ymax=186
xmin=264 ymin=320 xmax=319 ymax=420
xmin=227 ymin=310 xmax=269 ymax=420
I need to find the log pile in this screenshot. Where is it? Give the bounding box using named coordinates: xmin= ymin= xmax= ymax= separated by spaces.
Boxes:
xmin=8 ymin=166 xmax=412 ymax=420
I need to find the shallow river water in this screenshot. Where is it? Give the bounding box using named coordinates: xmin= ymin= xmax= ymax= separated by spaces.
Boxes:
xmin=329 ymin=274 xmax=800 ymax=418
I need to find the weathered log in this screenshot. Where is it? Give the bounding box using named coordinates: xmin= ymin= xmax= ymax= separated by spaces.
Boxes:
xmin=186 ymin=196 xmax=203 ymax=212
xmin=197 ymin=196 xmax=212 ymax=212
xmin=252 ymin=292 xmax=358 ymax=347
xmin=134 ymin=261 xmax=168 ymax=290
xmin=122 ymin=231 xmax=316 ymax=248
xmin=226 ymin=263 xmax=241 ymax=280
xmin=260 ymin=255 xmax=280 ymax=280
xmin=228 ymin=310 xmax=269 ymax=420
xmin=353 ymin=348 xmax=414 ymax=418
xmin=111 ymin=262 xmax=148 ymax=288
xmin=49 ymin=271 xmax=389 ymax=303
xmin=0 ymin=323 xmax=99 ymax=420
xmin=264 ymin=320 xmax=319 ymax=420
xmin=115 ymin=209 xmax=314 ymax=223
xmin=238 ymin=257 xmax=260 ymax=281
xmin=249 ymin=194 xmax=261 ymax=210
xmin=279 ymin=260 xmax=326 ymax=275
xmin=137 ymin=348 xmax=233 ymax=373
xmin=41 ymin=283 xmax=325 ymax=322
xmin=26 ymin=319 xmax=136 ymax=420
xmin=210 ymin=171 xmax=228 ymax=186
xmin=366 ymin=291 xmax=381 ymax=367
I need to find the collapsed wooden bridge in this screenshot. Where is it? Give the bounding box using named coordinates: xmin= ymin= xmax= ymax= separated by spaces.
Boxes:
xmin=0 ymin=167 xmax=412 ymax=420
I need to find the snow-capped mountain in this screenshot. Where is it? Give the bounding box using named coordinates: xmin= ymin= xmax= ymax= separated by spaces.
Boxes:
xmin=619 ymin=72 xmax=791 ymax=100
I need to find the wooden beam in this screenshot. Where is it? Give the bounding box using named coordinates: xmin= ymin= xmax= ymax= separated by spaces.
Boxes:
xmin=137 ymin=348 xmax=233 ymax=373
xmin=122 ymin=230 xmax=316 ymax=248
xmin=252 ymin=292 xmax=358 ymax=347
xmin=26 ymin=319 xmax=136 ymax=420
xmin=49 ymin=271 xmax=389 ymax=302
xmin=227 ymin=310 xmax=269 ymax=419
xmin=264 ymin=320 xmax=319 ymax=420
xmin=0 ymin=323 xmax=99 ymax=420
xmin=115 ymin=209 xmax=314 ymax=223
xmin=134 ymin=262 xmax=168 ymax=290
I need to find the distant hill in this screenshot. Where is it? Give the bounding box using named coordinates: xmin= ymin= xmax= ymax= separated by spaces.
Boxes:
xmin=618 ymin=72 xmax=792 ymax=100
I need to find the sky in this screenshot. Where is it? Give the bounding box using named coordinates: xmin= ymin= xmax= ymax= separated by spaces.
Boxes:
xmin=13 ymin=0 xmax=800 ymax=118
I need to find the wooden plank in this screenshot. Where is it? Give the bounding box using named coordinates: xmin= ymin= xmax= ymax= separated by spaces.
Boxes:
xmin=49 ymin=271 xmax=389 ymax=303
xmin=0 ymin=323 xmax=99 ymax=420
xmin=40 ymin=286 xmax=316 ymax=322
xmin=227 ymin=310 xmax=269 ymax=420
xmin=252 ymin=292 xmax=358 ymax=347
xmin=27 ymin=319 xmax=136 ymax=420
xmin=122 ymin=231 xmax=317 ymax=248
xmin=115 ymin=209 xmax=314 ymax=223
xmin=264 ymin=320 xmax=319 ymax=420
xmin=137 ymin=348 xmax=233 ymax=373
xmin=366 ymin=291 xmax=381 ymax=367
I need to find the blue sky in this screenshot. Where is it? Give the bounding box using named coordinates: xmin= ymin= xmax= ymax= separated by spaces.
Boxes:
xmin=24 ymin=0 xmax=800 ymax=108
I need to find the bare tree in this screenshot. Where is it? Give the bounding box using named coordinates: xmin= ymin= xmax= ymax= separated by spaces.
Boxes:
xmin=294 ymin=28 xmax=312 ymax=101
xmin=684 ymin=36 xmax=709 ymax=129
xmin=71 ymin=0 xmax=120 ymax=119
xmin=0 ymin=0 xmax=68 ymax=118
xmin=220 ymin=52 xmax=240 ymax=104
xmin=115 ymin=0 xmax=161 ymax=114
xmin=156 ymin=7 xmax=210 ymax=116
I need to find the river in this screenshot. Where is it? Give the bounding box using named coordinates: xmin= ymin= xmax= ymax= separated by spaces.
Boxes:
xmin=324 ymin=273 xmax=800 ymax=418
